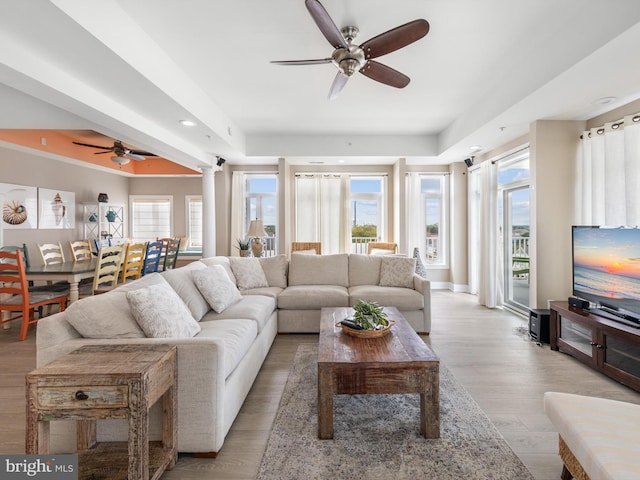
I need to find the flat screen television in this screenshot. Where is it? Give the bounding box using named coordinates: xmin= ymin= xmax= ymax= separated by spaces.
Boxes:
xmin=572 ymin=226 xmax=640 ymax=325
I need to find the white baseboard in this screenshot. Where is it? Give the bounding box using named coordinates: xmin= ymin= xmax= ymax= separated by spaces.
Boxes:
xmin=430 ymin=281 xmax=469 ymax=292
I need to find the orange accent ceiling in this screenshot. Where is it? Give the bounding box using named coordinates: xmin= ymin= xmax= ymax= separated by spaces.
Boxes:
xmin=0 ymin=129 xmax=200 ymax=175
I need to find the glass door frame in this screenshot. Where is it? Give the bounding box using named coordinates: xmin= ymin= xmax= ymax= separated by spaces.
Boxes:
xmin=501 ymin=183 xmax=530 ymax=313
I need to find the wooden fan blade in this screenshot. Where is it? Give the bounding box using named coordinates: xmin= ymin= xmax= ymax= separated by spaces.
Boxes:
xmin=360 ymin=61 xmax=410 ymax=88
xmin=72 ymin=141 xmax=112 ymax=150
xmin=328 ymin=71 xmax=349 ymax=100
xmin=305 ymin=0 xmax=347 ymax=49
xmin=271 ymin=58 xmax=333 ymax=66
xmin=360 ymin=19 xmax=429 ymax=59
xmin=128 ymin=149 xmax=156 ymax=157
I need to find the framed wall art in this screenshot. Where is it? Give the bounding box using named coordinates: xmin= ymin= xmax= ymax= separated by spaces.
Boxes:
xmin=0 ymin=182 xmax=38 ymax=229
xmin=38 ymin=188 xmax=75 ymax=229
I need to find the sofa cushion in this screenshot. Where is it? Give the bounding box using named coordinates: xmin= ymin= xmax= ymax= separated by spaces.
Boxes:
xmin=161 ymin=261 xmax=210 ymax=320
xmin=259 ymin=254 xmax=288 ymax=288
xmin=65 ymin=291 xmax=145 ymax=339
xmin=200 ymin=256 xmax=236 ymax=284
xmin=349 ymin=285 xmax=424 ymax=310
xmin=288 ymin=253 xmax=349 ymax=287
xmin=193 ymin=265 xmax=243 ymax=313
xmin=201 ymin=295 xmax=275 ymax=333
xmin=242 ymin=286 xmax=283 ymax=302
xmin=229 ymin=257 xmax=269 ymax=290
xmin=278 ymin=285 xmax=349 ymax=310
xmin=349 ymin=254 xmax=382 ymax=286
xmin=380 ymin=256 xmax=416 ymax=288
xmin=113 ymin=272 xmax=167 ymax=292
xmin=197 ymin=320 xmax=258 ymax=378
xmin=126 ymin=282 xmax=201 ymax=338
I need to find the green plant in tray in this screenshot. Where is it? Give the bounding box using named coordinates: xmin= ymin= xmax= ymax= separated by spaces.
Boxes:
xmin=352 ymin=300 xmax=389 ymax=330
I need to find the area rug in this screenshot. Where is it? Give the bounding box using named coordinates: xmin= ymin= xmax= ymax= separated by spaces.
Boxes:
xmin=256 ymin=344 xmax=534 ymax=480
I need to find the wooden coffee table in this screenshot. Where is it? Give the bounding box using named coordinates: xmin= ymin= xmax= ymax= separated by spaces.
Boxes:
xmin=318 ymin=306 xmax=440 ymax=439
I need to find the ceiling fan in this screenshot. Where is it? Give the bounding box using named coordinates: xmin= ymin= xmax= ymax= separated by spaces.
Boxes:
xmin=271 ymin=0 xmax=429 ymax=99
xmin=72 ymin=140 xmax=157 ymax=165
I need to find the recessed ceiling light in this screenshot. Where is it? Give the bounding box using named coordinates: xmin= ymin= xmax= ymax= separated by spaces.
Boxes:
xmin=470 ymin=145 xmax=482 ymax=152
xmin=179 ymin=119 xmax=196 ymax=127
xmin=338 ymin=159 xmax=345 ymax=163
xmin=593 ymin=97 xmax=617 ymax=106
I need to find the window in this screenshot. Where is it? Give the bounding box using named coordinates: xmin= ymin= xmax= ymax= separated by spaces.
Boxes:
xmin=295 ymin=173 xmax=387 ymax=254
xmin=350 ymin=176 xmax=386 ymax=253
xmin=186 ymin=196 xmax=202 ymax=249
xmin=406 ymin=173 xmax=449 ymax=267
xmin=129 ymin=196 xmax=172 ymax=242
xmin=421 ymin=175 xmax=448 ymax=265
xmin=244 ymin=174 xmax=277 ymax=255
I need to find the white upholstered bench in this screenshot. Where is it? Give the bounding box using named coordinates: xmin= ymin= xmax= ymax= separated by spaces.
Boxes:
xmin=544 ymin=391 xmax=640 ymax=480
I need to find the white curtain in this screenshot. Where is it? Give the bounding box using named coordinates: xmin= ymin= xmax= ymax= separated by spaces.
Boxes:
xmin=295 ymin=174 xmax=350 ymax=254
xmin=478 ymin=160 xmax=503 ymax=308
xmin=230 ymin=171 xmax=246 ymax=256
xmin=405 ymin=172 xmax=423 ymax=256
xmin=576 ymin=116 xmax=640 ymax=226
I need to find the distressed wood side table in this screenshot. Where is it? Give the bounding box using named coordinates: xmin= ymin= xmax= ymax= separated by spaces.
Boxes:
xmin=26 ymin=344 xmax=177 ymax=480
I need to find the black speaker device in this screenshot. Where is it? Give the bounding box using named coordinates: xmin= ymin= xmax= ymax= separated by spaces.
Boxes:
xmin=568 ymin=296 xmax=589 ymax=309
xmin=529 ymin=309 xmax=550 ymax=344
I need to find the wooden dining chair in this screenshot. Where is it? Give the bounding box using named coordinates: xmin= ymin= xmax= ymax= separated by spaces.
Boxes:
xmin=68 ymin=240 xmax=94 ymax=261
xmin=291 ymin=242 xmax=322 ymax=255
xmin=38 ymin=242 xmax=65 ymax=265
xmin=120 ymin=242 xmax=146 ymax=283
xmin=142 ymin=241 xmax=163 ymax=275
xmin=0 ymin=250 xmax=68 ymax=340
xmin=92 ymin=239 xmax=111 ymax=255
xmin=367 ymin=242 xmax=398 ymax=255
xmin=92 ymin=245 xmax=124 ymax=294
xmin=161 ymin=238 xmax=181 ymax=271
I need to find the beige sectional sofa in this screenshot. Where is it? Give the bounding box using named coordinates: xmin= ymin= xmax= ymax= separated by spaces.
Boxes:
xmin=36 ymin=252 xmax=430 ymax=455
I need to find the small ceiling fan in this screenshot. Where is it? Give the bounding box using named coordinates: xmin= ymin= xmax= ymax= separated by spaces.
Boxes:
xmin=271 ymin=0 xmax=429 ymax=99
xmin=72 ymin=139 xmax=157 ymax=165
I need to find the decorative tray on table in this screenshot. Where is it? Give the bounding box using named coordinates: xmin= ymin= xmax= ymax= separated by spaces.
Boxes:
xmin=336 ymin=319 xmax=395 ymax=338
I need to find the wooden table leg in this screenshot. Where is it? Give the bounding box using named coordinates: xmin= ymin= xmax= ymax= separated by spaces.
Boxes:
xmin=317 ymin=363 xmax=334 ymax=439
xmin=77 ymin=420 xmax=97 ymax=451
xmin=421 ymin=366 xmax=440 ymax=439
xmin=129 ymin=380 xmax=149 ymax=480
xmin=163 ymin=384 xmax=177 ymax=470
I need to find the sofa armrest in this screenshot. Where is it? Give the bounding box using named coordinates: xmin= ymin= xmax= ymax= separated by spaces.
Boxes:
xmin=413 ymin=274 xmax=432 ymax=333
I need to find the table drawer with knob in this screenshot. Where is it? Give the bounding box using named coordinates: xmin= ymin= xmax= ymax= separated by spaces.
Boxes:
xmin=36 ymin=385 xmax=129 ymax=409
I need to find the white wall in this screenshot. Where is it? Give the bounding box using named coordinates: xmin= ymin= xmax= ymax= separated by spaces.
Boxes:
xmin=0 ymin=146 xmax=128 ymax=265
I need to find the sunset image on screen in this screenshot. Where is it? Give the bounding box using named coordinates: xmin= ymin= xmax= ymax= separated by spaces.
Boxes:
xmin=573 ymin=227 xmax=640 ymax=303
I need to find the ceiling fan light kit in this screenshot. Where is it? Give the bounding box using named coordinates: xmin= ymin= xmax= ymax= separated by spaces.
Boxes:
xmin=111 ymin=155 xmax=130 ymax=165
xmin=271 ymin=0 xmax=429 ymax=99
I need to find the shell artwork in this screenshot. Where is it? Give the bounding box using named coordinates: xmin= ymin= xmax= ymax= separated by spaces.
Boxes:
xmin=50 ymin=192 xmax=66 ymax=226
xmin=2 ymin=199 xmax=28 ymax=225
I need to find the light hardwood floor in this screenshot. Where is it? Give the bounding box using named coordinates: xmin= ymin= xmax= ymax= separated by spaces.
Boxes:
xmin=2 ymin=290 xmax=639 ymax=479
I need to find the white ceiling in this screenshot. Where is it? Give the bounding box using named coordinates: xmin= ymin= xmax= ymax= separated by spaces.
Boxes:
xmin=1 ymin=0 xmax=640 ymax=169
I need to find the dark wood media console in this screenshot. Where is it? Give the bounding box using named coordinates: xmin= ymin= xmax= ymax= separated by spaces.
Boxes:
xmin=550 ymin=301 xmax=640 ymax=392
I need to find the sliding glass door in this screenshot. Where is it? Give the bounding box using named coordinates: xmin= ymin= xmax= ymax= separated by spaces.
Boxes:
xmin=503 ymin=186 xmax=530 ymax=311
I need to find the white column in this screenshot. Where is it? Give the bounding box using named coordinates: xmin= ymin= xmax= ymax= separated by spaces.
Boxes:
xmin=201 ymin=166 xmax=215 ymax=257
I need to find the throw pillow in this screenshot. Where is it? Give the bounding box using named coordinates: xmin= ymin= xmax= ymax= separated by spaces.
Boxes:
xmin=229 ymin=257 xmax=269 ymax=290
xmin=65 ymin=291 xmax=145 ymax=338
xmin=379 ymin=256 xmax=416 ymax=288
xmin=192 ymin=265 xmax=243 ymax=313
xmin=259 ymin=254 xmax=288 ymax=288
xmin=126 ymin=283 xmax=201 ymax=338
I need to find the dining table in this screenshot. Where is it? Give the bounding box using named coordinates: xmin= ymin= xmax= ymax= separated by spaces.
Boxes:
xmin=25 ymin=259 xmax=97 ymax=304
